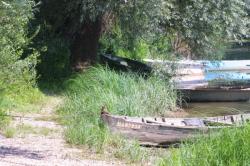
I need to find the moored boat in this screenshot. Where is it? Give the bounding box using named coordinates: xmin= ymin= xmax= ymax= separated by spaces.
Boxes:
xmin=100 ymin=54 xmax=152 ymax=76
xmin=101 ymin=108 xmax=250 ymax=146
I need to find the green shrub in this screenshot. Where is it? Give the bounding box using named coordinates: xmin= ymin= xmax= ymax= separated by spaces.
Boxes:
xmin=0 ymin=0 xmax=45 ymax=115
xmin=148 ymin=36 xmax=174 ymax=60
xmin=0 ymin=0 xmax=39 ymax=97
xmin=100 ymin=28 xmax=150 ymax=60
xmin=99 ymin=25 xmax=174 ymax=61
xmin=100 ymin=23 xmax=173 ymax=60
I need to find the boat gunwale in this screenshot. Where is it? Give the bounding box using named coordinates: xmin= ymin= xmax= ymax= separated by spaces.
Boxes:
xmin=101 ymin=113 xmax=240 ymax=130
xmin=180 ymin=87 xmax=250 ymax=91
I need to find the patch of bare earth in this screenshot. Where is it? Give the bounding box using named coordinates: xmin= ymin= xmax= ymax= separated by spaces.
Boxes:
xmin=0 ymin=97 xmax=124 ymax=166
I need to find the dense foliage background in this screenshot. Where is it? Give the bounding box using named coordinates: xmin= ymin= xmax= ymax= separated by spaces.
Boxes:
xmin=99 ymin=0 xmax=250 ymax=60
xmin=0 ymin=0 xmax=44 ymax=120
xmin=0 ymin=0 xmax=248 ymax=105
xmin=0 ymin=0 xmax=38 ymax=94
xmin=36 ymin=0 xmax=249 ymax=73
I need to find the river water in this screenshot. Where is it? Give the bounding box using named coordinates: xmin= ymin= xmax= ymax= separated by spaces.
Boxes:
xmin=184 ymin=102 xmax=250 ymax=117
xmin=184 ymin=61 xmax=250 ymax=117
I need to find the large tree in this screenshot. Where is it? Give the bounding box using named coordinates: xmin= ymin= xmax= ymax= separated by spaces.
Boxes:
xmin=38 ymin=0 xmax=167 ymax=70
xmin=38 ymin=0 xmax=248 ymax=70
xmin=166 ymin=0 xmax=249 ymax=59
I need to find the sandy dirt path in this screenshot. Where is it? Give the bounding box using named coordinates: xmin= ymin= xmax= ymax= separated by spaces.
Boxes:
xmin=0 ymin=97 xmax=123 ymax=166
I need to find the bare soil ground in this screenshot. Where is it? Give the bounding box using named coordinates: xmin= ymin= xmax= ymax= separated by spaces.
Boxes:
xmin=0 ymin=97 xmax=124 ymax=166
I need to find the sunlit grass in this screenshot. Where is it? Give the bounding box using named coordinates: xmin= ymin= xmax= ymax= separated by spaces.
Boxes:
xmin=58 ymin=66 xmax=178 ymax=162
xmin=158 ymin=125 xmax=250 ymax=166
xmin=2 ymin=124 xmax=55 ymax=138
xmin=0 ymin=89 xmax=52 ymax=137
xmin=3 ymin=127 xmax=16 ymax=138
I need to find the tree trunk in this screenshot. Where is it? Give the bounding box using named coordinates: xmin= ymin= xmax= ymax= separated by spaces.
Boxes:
xmin=70 ymin=18 xmax=103 ymax=71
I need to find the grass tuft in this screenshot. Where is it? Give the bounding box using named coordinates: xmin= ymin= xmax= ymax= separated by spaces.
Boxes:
xmin=159 ymin=125 xmax=250 ymax=166
xmin=58 ymin=66 xmax=177 ymax=162
xmin=3 ymin=127 xmax=16 ymax=138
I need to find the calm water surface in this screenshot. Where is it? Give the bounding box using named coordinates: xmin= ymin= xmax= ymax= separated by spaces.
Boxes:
xmin=180 ymin=59 xmax=250 ymax=117
xmin=183 ymin=102 xmax=250 ymax=117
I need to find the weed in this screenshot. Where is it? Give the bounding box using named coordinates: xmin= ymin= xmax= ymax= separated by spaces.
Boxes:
xmin=2 ymin=124 xmax=52 ymax=138
xmin=3 ymin=127 xmax=16 ymax=138
xmin=13 ymin=124 xmax=36 ymax=137
xmin=14 ymin=124 xmax=54 ymax=137
xmin=35 ymin=115 xmax=59 ymax=122
xmin=39 ymin=127 xmax=53 ymax=136
xmin=112 ymin=139 xmax=148 ymax=163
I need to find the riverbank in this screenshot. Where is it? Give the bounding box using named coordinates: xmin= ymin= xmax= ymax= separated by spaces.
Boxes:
xmin=0 ymin=96 xmax=123 ymax=166
xmin=2 ymin=65 xmax=250 ymax=165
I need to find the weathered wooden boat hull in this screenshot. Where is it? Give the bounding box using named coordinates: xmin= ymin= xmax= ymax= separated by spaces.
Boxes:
xmin=101 ymin=112 xmax=210 ymax=145
xmin=101 ymin=110 xmax=250 ymax=146
xmin=181 ymin=89 xmax=250 ymax=102
xmin=102 ymin=116 xmax=204 ymax=144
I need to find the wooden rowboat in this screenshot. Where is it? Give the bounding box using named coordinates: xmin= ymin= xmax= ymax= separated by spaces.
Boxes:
xmin=101 ymin=109 xmax=250 ymax=146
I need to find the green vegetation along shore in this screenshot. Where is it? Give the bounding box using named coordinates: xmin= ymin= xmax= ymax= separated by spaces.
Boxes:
xmin=1 ymin=0 xmax=249 ymax=165
xmin=159 ymin=125 xmax=250 ymax=166
xmin=57 ymin=66 xmax=177 ymax=162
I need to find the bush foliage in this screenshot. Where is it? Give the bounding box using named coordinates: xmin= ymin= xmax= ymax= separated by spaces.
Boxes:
xmin=0 ymin=0 xmax=38 ymax=94
xmin=0 ymin=0 xmax=44 ymax=112
xmin=37 ymin=0 xmax=249 ymax=62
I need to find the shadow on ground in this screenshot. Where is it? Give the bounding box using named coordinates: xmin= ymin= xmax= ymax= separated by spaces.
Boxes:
xmin=0 ymin=146 xmax=44 ymax=160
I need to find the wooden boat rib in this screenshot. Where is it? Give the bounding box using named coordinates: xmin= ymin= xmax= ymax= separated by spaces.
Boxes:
xmin=101 ymin=109 xmax=250 ymax=146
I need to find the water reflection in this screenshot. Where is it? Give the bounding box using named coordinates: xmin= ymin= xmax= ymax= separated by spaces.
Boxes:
xmin=179 ymin=61 xmax=250 ymax=117
xmin=183 ymin=102 xmax=250 ymax=117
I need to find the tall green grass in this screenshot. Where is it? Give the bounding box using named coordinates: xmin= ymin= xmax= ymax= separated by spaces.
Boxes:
xmin=159 ymin=125 xmax=250 ymax=166
xmin=58 ymin=66 xmax=177 ymax=162
xmin=0 ymin=86 xmax=45 ymax=114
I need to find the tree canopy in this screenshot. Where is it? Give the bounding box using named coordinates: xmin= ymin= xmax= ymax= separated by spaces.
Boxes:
xmin=36 ymin=0 xmax=249 ymax=69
